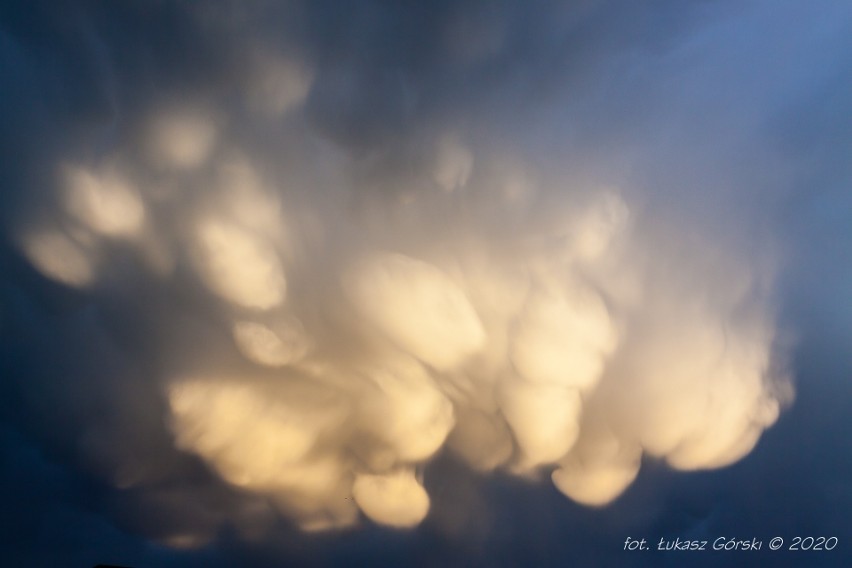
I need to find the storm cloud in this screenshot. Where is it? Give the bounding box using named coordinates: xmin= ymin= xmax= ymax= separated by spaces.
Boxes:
xmin=1 ymin=1 xmax=850 ymax=566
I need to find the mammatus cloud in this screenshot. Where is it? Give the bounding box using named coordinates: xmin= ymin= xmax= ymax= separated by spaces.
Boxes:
xmin=15 ymin=122 xmax=789 ymax=537
xmin=4 ymin=0 xmax=824 ymax=551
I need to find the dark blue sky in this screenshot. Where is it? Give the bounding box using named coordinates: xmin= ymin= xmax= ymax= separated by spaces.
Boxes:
xmin=1 ymin=1 xmax=851 ymax=566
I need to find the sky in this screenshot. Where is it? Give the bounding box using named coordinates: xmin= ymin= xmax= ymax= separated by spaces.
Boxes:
xmin=0 ymin=1 xmax=851 ymax=566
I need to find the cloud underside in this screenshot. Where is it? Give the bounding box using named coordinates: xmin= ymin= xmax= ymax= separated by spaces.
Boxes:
xmin=5 ymin=0 xmax=818 ymax=545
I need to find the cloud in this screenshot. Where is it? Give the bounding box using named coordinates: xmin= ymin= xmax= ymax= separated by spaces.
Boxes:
xmin=2 ymin=0 xmax=847 ymax=558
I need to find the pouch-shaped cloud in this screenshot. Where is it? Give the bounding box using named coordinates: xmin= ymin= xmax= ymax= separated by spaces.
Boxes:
xmin=146 ymin=109 xmax=218 ymax=170
xmin=343 ymin=253 xmax=486 ymax=371
xmin=63 ymin=165 xmax=145 ymax=237
xmin=353 ymin=469 xmax=430 ymax=528
xmin=190 ymin=217 xmax=287 ymax=310
xmin=232 ymin=318 xmax=311 ymax=367
xmin=500 ymin=380 xmax=582 ymax=468
xmin=447 ymin=406 xmax=515 ymax=472
xmin=20 ymin=229 xmax=96 ymax=288
xmin=552 ymin=445 xmax=642 ymax=507
xmin=615 ymin=308 xmax=781 ymax=471
xmin=167 ymin=377 xmax=357 ymax=529
xmin=355 ymin=354 xmax=455 ymax=467
xmin=510 ymin=282 xmax=617 ymax=390
xmin=168 ymin=380 xmax=326 ymax=488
